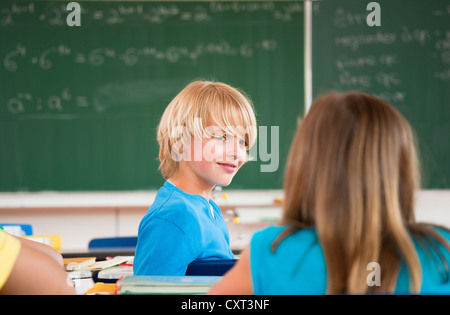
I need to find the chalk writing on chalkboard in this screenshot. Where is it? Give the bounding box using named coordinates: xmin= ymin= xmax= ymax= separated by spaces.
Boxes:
xmin=0 ymin=0 xmax=304 ymax=191
xmin=0 ymin=1 xmax=303 ymax=26
xmin=3 ymin=40 xmax=278 ymax=72
xmin=312 ymin=0 xmax=450 ymax=189
xmin=320 ymin=5 xmax=450 ymax=106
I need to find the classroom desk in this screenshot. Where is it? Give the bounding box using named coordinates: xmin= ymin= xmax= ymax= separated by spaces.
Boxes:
xmin=62 ymin=247 xmax=136 ymax=260
xmin=62 ymin=246 xmax=247 ymax=261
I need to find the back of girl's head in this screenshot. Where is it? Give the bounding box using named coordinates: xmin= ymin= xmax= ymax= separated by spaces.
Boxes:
xmin=157 ymin=80 xmax=257 ymax=179
xmin=281 ymin=91 xmax=422 ymax=293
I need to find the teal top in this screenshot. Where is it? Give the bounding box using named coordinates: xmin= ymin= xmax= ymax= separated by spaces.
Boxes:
xmin=250 ymin=225 xmax=450 ymax=294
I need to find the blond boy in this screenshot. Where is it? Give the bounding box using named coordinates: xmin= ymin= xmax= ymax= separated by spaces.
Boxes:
xmin=134 ymin=80 xmax=257 ymax=275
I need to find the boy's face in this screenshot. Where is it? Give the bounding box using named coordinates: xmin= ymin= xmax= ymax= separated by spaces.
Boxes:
xmin=180 ymin=126 xmax=248 ymax=188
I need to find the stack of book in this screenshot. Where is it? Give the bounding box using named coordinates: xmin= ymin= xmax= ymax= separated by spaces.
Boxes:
xmin=63 ymin=256 xmax=133 ymax=271
xmin=116 ymin=276 xmax=222 ymax=295
xmin=63 ymin=256 xmax=134 ymax=294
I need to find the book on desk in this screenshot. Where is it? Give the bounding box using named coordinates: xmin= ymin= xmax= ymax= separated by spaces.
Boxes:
xmin=116 ymin=275 xmax=221 ymax=295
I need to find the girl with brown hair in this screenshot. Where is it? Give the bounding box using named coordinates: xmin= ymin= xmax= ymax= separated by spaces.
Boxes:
xmin=209 ymin=91 xmax=450 ymax=294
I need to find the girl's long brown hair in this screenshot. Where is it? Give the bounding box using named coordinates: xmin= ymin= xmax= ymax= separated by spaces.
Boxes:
xmin=275 ymin=92 xmax=450 ymax=294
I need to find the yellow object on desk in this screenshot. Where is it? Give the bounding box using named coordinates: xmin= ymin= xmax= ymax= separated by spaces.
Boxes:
xmin=273 ymin=198 xmax=283 ymax=205
xmin=85 ymin=282 xmax=117 ymax=295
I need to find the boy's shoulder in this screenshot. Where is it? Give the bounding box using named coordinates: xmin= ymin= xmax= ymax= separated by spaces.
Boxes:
xmin=142 ymin=182 xmax=206 ymax=227
xmin=153 ymin=181 xmax=207 ymax=210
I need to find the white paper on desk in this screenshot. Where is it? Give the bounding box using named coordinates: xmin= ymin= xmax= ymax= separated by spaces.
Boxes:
xmin=88 ymin=256 xmax=133 ymax=271
xmin=98 ymin=265 xmax=134 ymax=280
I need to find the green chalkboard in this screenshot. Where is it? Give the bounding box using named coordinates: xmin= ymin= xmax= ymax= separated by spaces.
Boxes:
xmin=312 ymin=0 xmax=450 ymax=188
xmin=0 ymin=1 xmax=304 ymax=191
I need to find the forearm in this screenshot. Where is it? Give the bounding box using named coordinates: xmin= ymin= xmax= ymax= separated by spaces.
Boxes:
xmin=1 ymin=239 xmax=75 ymax=295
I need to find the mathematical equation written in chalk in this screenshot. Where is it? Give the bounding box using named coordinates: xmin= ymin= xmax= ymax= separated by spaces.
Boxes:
xmin=0 ymin=1 xmax=303 ymax=26
xmin=5 ymin=88 xmax=89 ymax=116
xmin=2 ymin=40 xmax=278 ymax=72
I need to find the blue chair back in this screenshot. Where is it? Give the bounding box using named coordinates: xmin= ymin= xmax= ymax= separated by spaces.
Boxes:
xmin=186 ymin=259 xmax=237 ymax=276
xmin=88 ymin=236 xmax=138 ymax=249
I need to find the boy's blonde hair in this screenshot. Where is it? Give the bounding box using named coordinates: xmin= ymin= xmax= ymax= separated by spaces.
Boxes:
xmin=157 ymin=80 xmax=257 ymax=179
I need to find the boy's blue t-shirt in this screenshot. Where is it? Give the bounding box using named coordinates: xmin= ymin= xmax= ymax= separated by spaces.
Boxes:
xmin=134 ymin=181 xmax=234 ymax=276
xmin=250 ymin=225 xmax=450 ymax=294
